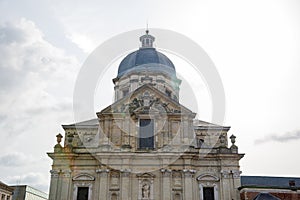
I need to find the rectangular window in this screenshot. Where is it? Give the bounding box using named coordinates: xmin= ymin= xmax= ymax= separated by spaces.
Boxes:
xmin=203 ymin=187 xmax=214 ymax=200
xmin=77 ymin=187 xmax=89 ymax=200
xmin=139 ymin=119 xmax=154 ymax=149
xmin=122 ymin=89 xmax=129 ymax=97
xmin=166 ymin=89 xmax=172 ymax=98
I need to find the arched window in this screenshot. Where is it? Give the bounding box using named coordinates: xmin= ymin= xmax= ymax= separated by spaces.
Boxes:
xmin=146 ymin=38 xmax=150 ymax=46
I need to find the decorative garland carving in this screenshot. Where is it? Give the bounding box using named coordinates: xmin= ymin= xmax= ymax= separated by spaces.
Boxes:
xmin=115 ymin=91 xmax=181 ymax=115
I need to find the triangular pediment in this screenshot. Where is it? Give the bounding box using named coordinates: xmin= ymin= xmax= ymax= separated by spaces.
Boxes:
xmin=97 ymin=84 xmax=195 ymax=117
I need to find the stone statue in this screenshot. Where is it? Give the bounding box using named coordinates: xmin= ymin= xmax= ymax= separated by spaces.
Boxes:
xmin=111 ymin=193 xmax=117 ymax=200
xmin=174 ymin=193 xmax=181 ymax=200
xmin=142 ymin=183 xmax=150 ymax=199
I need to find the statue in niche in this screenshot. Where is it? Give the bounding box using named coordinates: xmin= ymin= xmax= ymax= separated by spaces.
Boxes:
xmin=142 ymin=183 xmax=150 ymax=199
xmin=174 ymin=193 xmax=181 ymax=200
xmin=111 ymin=193 xmax=117 ymax=200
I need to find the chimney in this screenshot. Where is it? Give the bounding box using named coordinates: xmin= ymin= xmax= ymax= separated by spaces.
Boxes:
xmin=289 ymin=180 xmax=297 ymax=191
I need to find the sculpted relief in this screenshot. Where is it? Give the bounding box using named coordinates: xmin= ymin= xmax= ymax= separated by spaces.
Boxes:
xmin=113 ymin=91 xmax=181 ymax=115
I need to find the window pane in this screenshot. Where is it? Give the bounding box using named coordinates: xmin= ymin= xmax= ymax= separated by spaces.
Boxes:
xmin=139 ymin=119 xmax=154 ymax=149
xmin=122 ymin=89 xmax=129 ymax=97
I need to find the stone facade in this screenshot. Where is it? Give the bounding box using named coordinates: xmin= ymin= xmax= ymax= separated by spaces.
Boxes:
xmin=48 ymin=30 xmax=244 ymax=200
xmin=0 ymin=181 xmax=13 ymax=200
xmin=113 ymin=73 xmax=181 ymax=102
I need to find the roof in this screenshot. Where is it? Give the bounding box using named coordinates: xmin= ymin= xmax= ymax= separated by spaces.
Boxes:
xmin=253 ymin=193 xmax=280 ymax=200
xmin=66 ymin=118 xmax=99 ymax=126
xmin=98 ymin=84 xmax=195 ymax=116
xmin=62 ymin=114 xmax=228 ymax=130
xmin=193 ymin=119 xmax=230 ymax=130
xmin=241 ymin=176 xmax=300 ymax=189
xmin=62 ymin=118 xmax=99 ymax=129
xmin=0 ymin=181 xmax=14 ymax=192
xmin=117 ymin=48 xmax=176 ymax=78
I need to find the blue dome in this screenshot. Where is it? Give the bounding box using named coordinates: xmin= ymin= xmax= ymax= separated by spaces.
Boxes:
xmin=117 ymin=48 xmax=176 ymax=77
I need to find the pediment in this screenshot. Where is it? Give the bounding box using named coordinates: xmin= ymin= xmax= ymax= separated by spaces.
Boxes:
xmin=98 ymin=84 xmax=195 ymax=117
xmin=72 ymin=173 xmax=95 ymax=181
xmin=196 ymin=174 xmax=219 ymax=182
xmin=136 ymin=172 xmax=156 ymax=178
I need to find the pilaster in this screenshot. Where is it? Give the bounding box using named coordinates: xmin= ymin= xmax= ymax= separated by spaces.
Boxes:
xmin=220 ymin=170 xmax=231 ymax=200
xmin=49 ymin=170 xmax=60 ymax=200
xmin=93 ymin=169 xmax=101 ymax=200
xmin=183 ymin=169 xmax=196 ymax=200
xmin=97 ymin=169 xmax=110 ymax=200
xmin=61 ymin=169 xmax=72 ymax=200
xmin=160 ymin=168 xmax=172 ymax=200
xmin=121 ymin=169 xmax=131 ymax=199
xmin=232 ymin=169 xmax=242 ymax=200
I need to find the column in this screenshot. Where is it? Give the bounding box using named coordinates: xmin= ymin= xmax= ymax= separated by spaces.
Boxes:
xmin=121 ymin=169 xmax=131 ymax=199
xmin=98 ymin=169 xmax=109 ymax=200
xmin=183 ymin=169 xmax=196 ymax=200
xmin=49 ymin=170 xmax=60 ymax=200
xmin=160 ymin=169 xmax=172 ymax=200
xmin=61 ymin=169 xmax=72 ymax=200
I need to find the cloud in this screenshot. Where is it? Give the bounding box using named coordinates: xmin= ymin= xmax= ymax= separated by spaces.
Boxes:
xmin=0 ymin=152 xmax=34 ymax=167
xmin=255 ymin=130 xmax=300 ymax=144
xmin=66 ymin=32 xmax=96 ymax=53
xmin=0 ymin=18 xmax=79 ymax=136
xmin=0 ymin=18 xmax=81 ymax=193
xmin=5 ymin=172 xmax=49 ymax=193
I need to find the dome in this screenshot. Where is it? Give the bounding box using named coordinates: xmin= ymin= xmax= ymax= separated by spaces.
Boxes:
xmin=117 ymin=48 xmax=176 ymax=77
xmin=117 ymin=30 xmax=176 ymax=78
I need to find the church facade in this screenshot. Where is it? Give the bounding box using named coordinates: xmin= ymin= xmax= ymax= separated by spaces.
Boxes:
xmin=48 ymin=31 xmax=244 ymax=200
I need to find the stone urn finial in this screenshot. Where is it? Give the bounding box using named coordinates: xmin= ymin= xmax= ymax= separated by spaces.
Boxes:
xmin=56 ymin=133 xmax=63 ymax=144
xmin=230 ymin=134 xmax=236 ymax=145
xmin=54 ymin=133 xmax=63 ymax=153
xmin=230 ymin=134 xmax=238 ymax=153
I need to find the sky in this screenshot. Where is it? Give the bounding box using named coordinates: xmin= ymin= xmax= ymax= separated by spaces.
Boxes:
xmin=0 ymin=0 xmax=300 ymax=193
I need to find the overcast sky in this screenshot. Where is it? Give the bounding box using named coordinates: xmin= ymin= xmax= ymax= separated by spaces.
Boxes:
xmin=0 ymin=0 xmax=300 ymax=193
